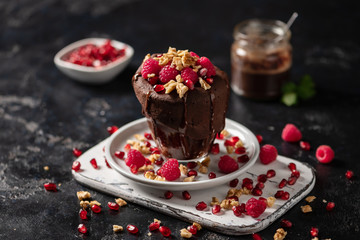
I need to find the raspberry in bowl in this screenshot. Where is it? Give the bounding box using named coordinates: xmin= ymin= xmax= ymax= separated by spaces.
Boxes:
xmin=54 ymin=38 xmax=134 ymax=84
xmin=132 ymin=47 xmax=230 ymax=161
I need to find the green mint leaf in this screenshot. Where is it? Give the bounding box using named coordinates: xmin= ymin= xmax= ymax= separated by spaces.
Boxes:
xmin=282 ymin=92 xmax=298 ymax=106
xmin=282 ymin=82 xmax=297 ymax=93
xmin=297 ymin=74 xmax=316 ymax=100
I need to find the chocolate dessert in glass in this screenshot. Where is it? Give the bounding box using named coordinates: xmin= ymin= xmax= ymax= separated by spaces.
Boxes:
xmin=132 ymin=47 xmax=229 ymax=160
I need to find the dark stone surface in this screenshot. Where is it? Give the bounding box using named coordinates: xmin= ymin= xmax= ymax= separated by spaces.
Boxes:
xmin=0 ymin=0 xmax=359 ymax=239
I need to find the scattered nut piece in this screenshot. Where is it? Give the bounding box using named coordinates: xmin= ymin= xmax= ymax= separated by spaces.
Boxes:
xmin=267 ymin=197 xmax=276 ymax=208
xmin=312 ymin=237 xmax=319 ymax=240
xmin=143 ymin=54 xmax=151 ymax=62
xmin=235 ymin=140 xmax=244 ymax=148
xmin=199 ymin=77 xmax=211 ymax=90
xmin=192 ymin=222 xmax=202 ymax=231
xmin=154 ymin=218 xmax=161 ymax=223
xmin=305 ymin=196 xmax=317 ymax=203
xmin=179 ymin=164 xmax=188 ymax=175
xmin=147 ymin=73 xmax=155 ymax=79
xmin=144 ymin=171 xmax=156 ymax=180
xmin=138 ymin=165 xmax=154 ymax=172
xmin=323 ymin=199 xmax=327 ymax=203
xmin=198 ymin=165 xmax=208 ymax=174
xmin=148 ymin=154 xmax=160 ymax=163
xmin=176 ymin=74 xmax=183 ymax=83
xmin=220 ymin=199 xmax=239 ymax=209
xmin=115 ymin=198 xmax=127 ymax=207
xmin=79 ymin=200 xmax=90 ymax=209
xmin=164 ymin=80 xmax=177 ymax=94
xmin=201 ymin=157 xmax=211 ymax=167
xmin=180 ymin=228 xmax=192 ymax=238
xmin=242 ymin=187 xmax=251 ymax=195
xmin=274 ymin=228 xmax=287 ymax=240
xmin=77 ymin=191 xmax=91 ymax=201
xmin=148 ymin=232 xmax=152 ymax=236
xmin=43 ymin=166 xmax=49 ymax=171
xmin=176 ymin=82 xmax=188 ymax=98
xmin=154 ymin=176 xmax=166 ymax=181
xmin=89 ymin=200 xmax=101 ymax=207
xmin=211 ymin=197 xmax=220 ymax=206
xmin=134 ymin=134 xmax=146 ymax=142
xmin=221 ymin=129 xmax=230 ymax=137
xmin=226 ymin=146 xmax=234 ymax=154
xmin=301 ymin=205 xmax=312 ymax=213
xmin=226 ymin=188 xmax=237 ymax=198
xmin=113 ymin=225 xmax=123 ymax=233
xmin=183 ymin=176 xmax=195 ymax=182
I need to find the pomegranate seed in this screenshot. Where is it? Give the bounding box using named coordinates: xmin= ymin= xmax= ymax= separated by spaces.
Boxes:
xmin=259 ymin=197 xmax=267 ymax=205
xmin=275 ymin=190 xmax=284 ymax=198
xmin=238 ymin=155 xmax=250 ymax=163
xmin=72 ymin=148 xmax=82 ymax=157
xmin=44 ymin=183 xmax=57 ymax=192
xmin=108 ymin=202 xmax=119 ymax=211
xmin=149 ymin=222 xmax=160 ymax=231
xmin=159 ymin=226 xmax=171 ymax=237
xmin=216 ymin=133 xmax=224 ymax=139
xmin=144 ymin=132 xmax=153 ymax=140
xmin=124 ymin=144 xmax=131 ymax=151
xmin=79 ymin=209 xmax=87 ymax=220
xmin=208 ymin=172 xmax=216 ymax=179
xmin=107 ymin=125 xmax=118 ymax=135
xmin=257 ymin=174 xmax=267 ymax=183
xmin=281 ymin=191 xmax=290 ymax=200
xmin=279 ymin=179 xmax=287 ymax=188
xmin=182 ymin=191 xmax=191 ymax=200
xmin=164 ymin=191 xmax=173 ymax=199
xmin=326 ymin=202 xmax=335 ymax=211
xmin=78 ymin=224 xmax=87 ymax=234
xmin=211 ymin=143 xmax=220 ymax=154
xmin=300 ymin=141 xmax=311 ymax=150
xmin=148 ymin=76 xmax=159 ymax=85
xmin=151 ymin=147 xmax=160 ymax=154
xmin=205 ymin=77 xmax=213 ymax=84
xmin=231 ymin=136 xmax=240 ymax=143
xmin=130 ymin=165 xmax=138 ymax=174
xmin=187 ymin=162 xmax=197 ymax=169
xmin=287 ymin=176 xmax=297 ymax=185
xmin=266 ymin=169 xmax=276 ymax=178
xmin=256 ymin=135 xmax=263 ymax=144
xmin=184 ymin=79 xmax=194 ymax=90
xmin=243 ymin=178 xmax=253 ymax=184
xmin=199 ymin=68 xmax=208 ymax=77
xmin=291 ymin=170 xmax=300 ymax=178
xmin=127 ymin=224 xmax=138 ymax=234
xmin=144 ymin=141 xmax=151 ymax=147
xmin=104 ymin=158 xmax=112 ymax=168
xmin=72 ymin=161 xmax=81 ymax=172
xmin=288 ymin=163 xmax=296 ymax=172
xmin=156 ymin=168 xmax=163 ymax=176
xmin=145 ymin=158 xmax=152 ymax=165
xmin=235 ymin=147 xmax=246 ymax=154
xmin=229 ymin=178 xmax=239 ymax=187
xmin=196 ymin=201 xmax=207 ymax=211
xmin=114 ymin=151 xmax=125 ymax=159
xmin=187 ymin=225 xmax=197 ymax=235
xmin=255 ymin=182 xmax=265 ymax=189
xmin=345 ymin=170 xmax=354 ymax=180
xmin=212 ymin=204 xmax=221 ymax=214
xmin=155 ymin=158 xmax=164 ymax=166
xmin=252 ymin=233 xmax=262 ymax=240
xmin=90 ymin=158 xmax=98 ymax=169
xmin=239 ymin=203 xmax=246 ymax=213
xmin=154 ymin=84 xmax=165 ymax=93
xmin=91 ymin=204 xmax=101 ymax=213
xmin=310 ymin=227 xmax=319 ymax=237
xmin=243 ymin=182 xmax=253 ymax=190
xmin=227 ymin=196 xmax=239 ymax=201
xmin=187 ymin=170 xmax=198 ymax=177
xmin=224 ymin=139 xmax=234 ymax=147
xmin=280 ymin=219 xmax=292 ymax=228
xmin=252 ymin=188 xmax=263 ymax=196
xmin=232 ymin=205 xmax=243 ymax=217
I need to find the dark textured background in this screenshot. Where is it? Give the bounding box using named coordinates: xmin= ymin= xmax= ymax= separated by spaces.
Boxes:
xmin=0 ymin=0 xmax=359 ymax=239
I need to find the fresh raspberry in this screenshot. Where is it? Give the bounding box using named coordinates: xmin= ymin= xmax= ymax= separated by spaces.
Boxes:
xmin=160 ymin=159 xmax=181 ymax=181
xmin=141 ymin=58 xmax=161 ymax=79
xmin=316 ymin=145 xmax=334 ymax=164
xmin=218 ymin=155 xmax=239 ymax=173
xmin=181 ymin=67 xmax=198 ymax=83
xmin=281 ymin=124 xmax=302 ymax=142
xmin=190 ymin=51 xmax=199 ymax=58
xmin=197 ymin=57 xmax=216 ymax=77
xmin=159 ymin=65 xmax=179 ymax=84
xmin=245 ymin=197 xmax=267 ymax=218
xmin=125 ymin=149 xmax=146 ymax=168
xmin=259 ymin=144 xmax=278 ymax=165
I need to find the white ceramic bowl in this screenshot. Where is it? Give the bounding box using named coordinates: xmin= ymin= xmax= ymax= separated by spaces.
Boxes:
xmin=54 ymin=38 xmax=134 ymax=84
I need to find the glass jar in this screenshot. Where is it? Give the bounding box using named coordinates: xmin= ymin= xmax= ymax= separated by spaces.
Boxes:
xmin=231 ymin=19 xmax=292 ymax=100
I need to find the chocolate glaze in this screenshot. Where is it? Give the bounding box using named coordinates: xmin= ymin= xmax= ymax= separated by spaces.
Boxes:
xmin=132 ymin=62 xmax=229 ymax=160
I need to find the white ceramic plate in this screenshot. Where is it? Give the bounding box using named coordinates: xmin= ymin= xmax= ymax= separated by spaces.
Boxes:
xmin=105 ymin=118 xmax=259 ymax=191
xmin=54 ymin=38 xmax=134 ymax=84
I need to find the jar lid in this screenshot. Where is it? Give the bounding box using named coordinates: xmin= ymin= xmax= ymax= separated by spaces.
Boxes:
xmin=233 ymin=19 xmax=291 ymax=42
